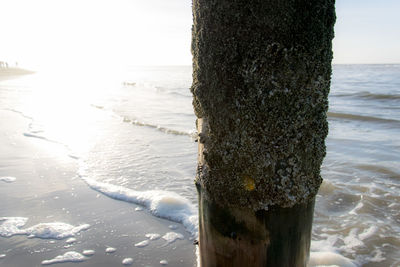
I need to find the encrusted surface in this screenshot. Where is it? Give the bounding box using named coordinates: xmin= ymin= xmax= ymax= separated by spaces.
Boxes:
xmin=191 ymin=0 xmax=336 ymax=209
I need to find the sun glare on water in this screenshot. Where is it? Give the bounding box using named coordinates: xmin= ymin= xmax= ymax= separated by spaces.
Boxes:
xmin=0 ymin=0 xmax=192 ymax=157
xmin=20 ymin=69 xmax=122 ymax=156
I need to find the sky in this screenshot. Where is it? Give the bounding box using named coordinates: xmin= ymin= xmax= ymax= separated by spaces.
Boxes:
xmin=333 ymin=0 xmax=400 ymax=64
xmin=0 ymin=0 xmax=399 ymax=70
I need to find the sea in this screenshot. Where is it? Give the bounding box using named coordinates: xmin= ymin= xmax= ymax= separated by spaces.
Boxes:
xmin=0 ymin=64 xmax=399 ymax=266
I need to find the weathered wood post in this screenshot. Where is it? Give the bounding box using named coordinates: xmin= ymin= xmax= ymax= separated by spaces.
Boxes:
xmin=191 ymin=0 xmax=336 ymax=266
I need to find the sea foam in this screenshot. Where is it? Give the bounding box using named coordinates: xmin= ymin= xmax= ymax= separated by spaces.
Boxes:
xmin=145 ymin=233 xmax=161 ymax=240
xmin=134 ymin=240 xmax=150 ymax=248
xmin=308 ymin=252 xmax=357 ymax=267
xmin=160 ymin=259 xmax=168 ymax=265
xmin=41 ymin=251 xmax=87 ymax=265
xmin=310 ymin=234 xmax=359 ymax=266
xmin=0 ymin=217 xmax=28 ymax=237
xmin=80 ymin=178 xmax=359 ymax=266
xmin=162 ymin=232 xmax=184 ymax=244
xmin=81 ymin=178 xmax=198 ymax=236
xmin=105 ymin=247 xmax=116 ymax=253
xmin=0 ymin=217 xmax=89 ymax=239
xmin=0 ymin=176 xmax=16 ymax=183
xmin=82 ymin=250 xmax=95 ymax=256
xmin=78 ymin=169 xmax=358 ymax=266
xmin=25 ymin=222 xmax=90 ymax=239
xmin=121 ymin=117 xmax=197 ymax=138
xmin=122 ymin=258 xmax=133 ymax=265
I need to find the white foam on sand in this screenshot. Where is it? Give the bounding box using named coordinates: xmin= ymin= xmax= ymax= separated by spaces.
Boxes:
xmin=82 ymin=250 xmax=95 ymax=256
xmin=78 ymin=171 xmax=361 ymax=266
xmin=122 ymin=258 xmax=133 ymax=265
xmin=105 ymin=247 xmax=116 ymax=253
xmin=145 ymin=233 xmax=161 ymax=240
xmin=81 ymin=177 xmax=198 ymax=236
xmin=162 ymin=232 xmax=184 ymax=244
xmin=65 ymin=237 xmax=76 ymax=244
xmin=0 ymin=176 xmax=16 ymax=183
xmin=25 ymin=222 xmax=90 ymax=239
xmin=0 ymin=217 xmax=89 ymax=239
xmin=308 ymin=252 xmax=357 ymax=267
xmin=134 ymin=240 xmax=150 ymax=247
xmin=41 ymin=251 xmax=87 ymax=265
xmin=0 ymin=217 xmax=28 ymax=237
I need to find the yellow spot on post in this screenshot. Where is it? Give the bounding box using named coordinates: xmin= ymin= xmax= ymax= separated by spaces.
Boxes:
xmin=243 ymin=176 xmax=255 ymax=191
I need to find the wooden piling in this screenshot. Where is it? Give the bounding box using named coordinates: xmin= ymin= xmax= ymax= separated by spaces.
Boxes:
xmin=191 ymin=0 xmax=336 ymax=265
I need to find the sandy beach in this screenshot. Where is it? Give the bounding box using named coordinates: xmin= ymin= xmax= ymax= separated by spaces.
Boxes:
xmin=0 ymin=74 xmax=197 ymax=266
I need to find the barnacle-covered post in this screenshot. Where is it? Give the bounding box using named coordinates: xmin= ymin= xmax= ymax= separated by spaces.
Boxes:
xmin=191 ymin=0 xmax=335 ymax=266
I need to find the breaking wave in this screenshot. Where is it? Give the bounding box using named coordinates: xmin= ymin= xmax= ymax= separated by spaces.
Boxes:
xmin=122 ymin=117 xmax=197 ymax=138
xmin=327 ymin=112 xmax=400 ymax=125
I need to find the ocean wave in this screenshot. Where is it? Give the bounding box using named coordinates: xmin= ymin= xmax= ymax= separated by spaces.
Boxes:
xmin=79 ymin=176 xmax=361 ymax=266
xmin=120 ymin=82 xmax=191 ymax=98
xmin=155 ymin=86 xmax=191 ymax=98
xmin=80 ymin=177 xmax=198 ymax=237
xmin=88 ymin=103 xmax=197 ymax=138
xmin=122 ymin=117 xmax=197 ymax=138
xmin=356 ymin=164 xmax=400 ymax=180
xmin=332 ymin=91 xmax=400 ymax=101
xmin=327 ymin=112 xmax=400 ymax=124
xmin=167 ymin=91 xmax=192 ymax=98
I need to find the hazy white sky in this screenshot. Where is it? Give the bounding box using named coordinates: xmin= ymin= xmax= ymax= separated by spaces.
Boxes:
xmin=333 ymin=0 xmax=400 ymax=64
xmin=0 ymin=0 xmax=399 ymax=69
xmin=0 ymin=0 xmax=193 ymax=69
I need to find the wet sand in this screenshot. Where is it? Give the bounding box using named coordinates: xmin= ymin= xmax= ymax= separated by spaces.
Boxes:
xmin=0 ymin=68 xmax=34 ymax=80
xmin=0 ymin=109 xmax=197 ymax=266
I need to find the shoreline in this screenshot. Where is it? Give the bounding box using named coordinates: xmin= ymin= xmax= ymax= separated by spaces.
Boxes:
xmin=0 ymin=109 xmax=197 ymax=267
xmin=0 ymin=67 xmax=35 ymax=80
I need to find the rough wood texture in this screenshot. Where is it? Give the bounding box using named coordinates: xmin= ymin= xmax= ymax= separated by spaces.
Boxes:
xmin=191 ymin=0 xmax=336 ymax=210
xmin=197 ymin=186 xmax=315 ymax=267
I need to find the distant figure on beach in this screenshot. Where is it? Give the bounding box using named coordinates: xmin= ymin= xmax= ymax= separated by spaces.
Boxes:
xmin=0 ymin=61 xmax=10 ymax=68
